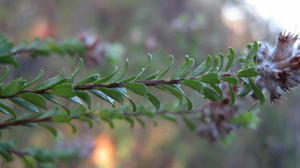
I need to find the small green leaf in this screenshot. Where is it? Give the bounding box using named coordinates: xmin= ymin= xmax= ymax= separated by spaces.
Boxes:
xmin=228 ymin=83 xmax=236 ymax=106
xmin=0 ymin=78 xmax=27 ymax=96
xmin=68 ymin=123 xmax=77 ymax=134
xmin=53 ymin=113 xmax=72 ymax=123
xmin=50 ymin=83 xmax=75 ymax=98
xmin=182 ymin=80 xmax=203 ymax=93
xmin=111 ymin=59 xmax=129 ymax=82
xmin=0 ymin=101 xmax=16 ymax=118
xmin=199 ymin=72 xmax=221 ymax=84
xmin=210 ymin=84 xmax=223 ymax=100
xmin=160 ymin=114 xmax=177 ymax=123
xmin=0 ymin=66 xmax=9 ymax=83
xmin=75 ymin=91 xmax=91 ymax=108
xmin=146 ymin=93 xmax=160 ymax=111
xmin=10 ymin=97 xmax=39 ymax=112
xmin=156 ymin=55 xmax=174 ymax=79
xmin=225 ymin=48 xmax=235 ymax=72
xmin=221 ymin=76 xmax=238 ymax=85
xmin=76 ymin=74 xmax=100 ymax=85
xmin=171 ymin=55 xmax=195 ymax=79
xmin=182 ymin=116 xmax=196 ymax=131
xmin=114 ymin=88 xmax=137 ymax=111
xmin=92 ymin=66 xmax=119 ymax=84
xmin=125 ymin=83 xmax=148 ymax=96
xmin=90 ymin=89 xmax=115 ymax=107
xmin=70 ymin=58 xmax=84 ymax=81
xmin=145 ymin=70 xmax=160 ymax=80
xmin=19 ymin=93 xmax=47 ymax=109
xmin=35 ymin=71 xmax=65 ymax=90
xmin=192 ymin=55 xmax=212 ymax=76
xmin=201 ymin=87 xmax=219 ymax=101
xmin=79 ymin=116 xmax=94 ymax=128
xmin=237 ymin=68 xmax=258 ymax=77
xmin=156 ymin=85 xmax=183 ymax=102
xmin=69 ymin=96 xmax=85 ymax=106
xmin=24 ymin=70 xmax=44 ymax=89
xmin=249 ymin=78 xmax=265 ymax=105
xmin=40 ymin=124 xmax=57 ymax=137
xmin=98 ymin=88 xmax=124 ymax=104
xmin=43 ymin=94 xmax=71 ymax=114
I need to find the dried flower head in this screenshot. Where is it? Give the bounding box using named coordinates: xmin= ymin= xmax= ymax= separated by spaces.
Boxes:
xmin=197 ymin=84 xmax=239 ymax=142
xmin=255 ymin=31 xmax=300 ymax=102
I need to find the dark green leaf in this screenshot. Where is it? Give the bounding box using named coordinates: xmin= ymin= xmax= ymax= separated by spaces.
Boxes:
xmin=35 ymin=72 xmax=65 ymax=90
xmin=249 ymin=78 xmax=265 ymax=105
xmin=237 ymin=68 xmax=258 ymax=77
xmin=225 ymin=48 xmax=235 ymax=72
xmin=228 ymin=83 xmax=236 ymax=106
xmin=50 ymin=83 xmax=75 ymax=98
xmin=192 ymin=55 xmax=212 ymax=76
xmin=98 ymin=88 xmax=124 ymax=104
xmin=19 ymin=93 xmax=47 ymax=109
xmin=171 ymin=55 xmax=195 ymax=79
xmin=24 ymin=70 xmax=44 ymax=89
xmin=0 ymin=101 xmax=16 ymax=118
xmin=76 ymin=74 xmax=100 ymax=85
xmin=10 ymin=97 xmax=39 ymax=112
xmin=40 ymin=124 xmax=57 ymax=137
xmin=201 ymin=87 xmax=219 ymax=101
xmin=199 ymin=72 xmax=221 ymax=84
xmin=125 ymin=83 xmax=148 ymax=96
xmin=182 ymin=116 xmax=196 ymax=131
xmin=156 ymin=55 xmax=174 ymax=79
xmin=221 ymin=76 xmax=238 ymax=85
xmin=92 ymin=66 xmax=119 ymax=84
xmin=75 ymin=91 xmax=91 ymax=108
xmin=90 ymin=89 xmax=115 ymax=107
xmin=182 ymin=80 xmax=203 ymax=93
xmin=146 ymin=93 xmax=160 ymax=111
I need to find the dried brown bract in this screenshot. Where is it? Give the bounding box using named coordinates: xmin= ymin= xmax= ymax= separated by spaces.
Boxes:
xmin=197 ymin=85 xmax=239 ymax=142
xmin=255 ymin=31 xmax=300 ymax=102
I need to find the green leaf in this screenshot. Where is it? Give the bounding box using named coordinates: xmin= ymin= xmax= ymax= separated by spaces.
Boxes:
xmin=0 ymin=55 xmax=18 ymax=67
xmin=0 ymin=101 xmax=16 ymax=118
xmin=228 ymin=83 xmax=236 ymax=106
xmin=43 ymin=94 xmax=71 ymax=114
xmin=53 ymin=113 xmax=72 ymax=123
xmin=217 ymin=53 xmax=224 ymax=71
xmin=237 ymin=68 xmax=258 ymax=77
xmin=146 ymin=93 xmax=160 ymax=111
xmin=221 ymin=76 xmax=238 ymax=85
xmin=160 ymin=114 xmax=177 ymax=123
xmin=199 ymin=72 xmax=221 ymax=84
xmin=145 ymin=70 xmax=160 ymax=80
xmin=40 ymin=124 xmax=57 ymax=137
xmin=22 ymin=155 xmax=37 ymax=168
xmin=201 ymin=87 xmax=219 ymax=101
xmin=24 ymin=70 xmax=44 ymax=89
xmin=68 ymin=123 xmax=77 ymax=134
xmin=210 ymin=84 xmax=223 ymax=100
xmin=156 ymin=55 xmax=174 ymax=79
xmin=90 ymin=89 xmax=115 ymax=107
xmin=92 ymin=66 xmax=119 ymax=84
xmin=171 ymin=55 xmax=195 ymax=79
xmin=249 ymin=78 xmax=265 ymax=105
xmin=35 ymin=71 xmax=65 ymax=90
xmin=98 ymin=88 xmax=124 ymax=104
xmin=75 ymin=91 xmax=91 ymax=109
xmin=0 ymin=77 xmax=27 ymax=96
xmin=0 ymin=65 xmax=9 ymax=83
xmin=211 ymin=55 xmax=220 ymax=71
xmin=19 ymin=93 xmax=47 ymax=109
xmin=173 ymin=84 xmax=193 ymax=110
xmin=79 ymin=116 xmax=94 ymax=128
xmin=182 ymin=116 xmax=196 ymax=131
xmin=69 ymin=96 xmax=85 ymax=106
xmin=76 ymin=74 xmax=100 ymax=85
xmin=156 ymin=85 xmax=183 ymax=102
xmin=111 ymin=58 xmax=129 ymax=82
xmin=10 ymin=97 xmax=39 ymax=112
xmin=192 ymin=55 xmax=212 ymax=76
xmin=246 ymin=41 xmax=259 ymax=62
xmin=122 ymin=67 xmax=146 ymax=82
xmin=125 ymin=83 xmax=148 ymax=96
xmin=182 ymin=80 xmax=203 ymax=93
xmin=70 ymin=58 xmax=84 ymax=81
xmin=114 ymin=88 xmax=137 ymax=111
xmin=225 ymin=48 xmax=235 ymax=72
xmin=50 ymin=83 xmax=75 ymax=98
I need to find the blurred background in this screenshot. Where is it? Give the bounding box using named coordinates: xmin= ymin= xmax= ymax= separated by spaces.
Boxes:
xmin=1 ymin=0 xmax=300 ymax=167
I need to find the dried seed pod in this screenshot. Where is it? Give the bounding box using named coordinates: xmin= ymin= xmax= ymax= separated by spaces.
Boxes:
xmin=256 ymin=31 xmax=300 ymax=102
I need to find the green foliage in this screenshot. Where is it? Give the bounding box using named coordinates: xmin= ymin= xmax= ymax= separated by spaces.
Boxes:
xmin=0 ymin=35 xmax=266 ymax=166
